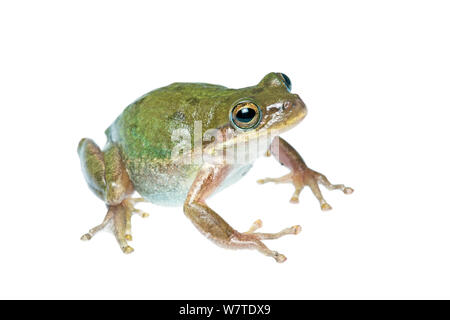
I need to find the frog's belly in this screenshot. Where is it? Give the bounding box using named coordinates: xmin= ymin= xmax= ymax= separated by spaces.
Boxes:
xmin=127 ymin=162 xmax=253 ymax=207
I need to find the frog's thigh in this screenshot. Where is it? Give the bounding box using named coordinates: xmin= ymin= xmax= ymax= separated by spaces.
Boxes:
xmin=184 ymin=164 xmax=298 ymax=263
xmin=103 ymin=143 xmax=134 ymax=205
xmin=78 ymin=138 xmax=106 ymax=200
xmin=78 ymin=138 xmax=133 ymax=205
xmin=78 ymin=138 xmax=139 ymax=253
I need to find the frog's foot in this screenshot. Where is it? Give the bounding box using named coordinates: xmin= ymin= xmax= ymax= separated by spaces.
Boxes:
xmin=241 ymin=221 xmax=301 ymax=262
xmin=231 ymin=220 xmax=300 ymax=262
xmin=80 ymin=209 xmax=114 ymax=242
xmin=244 ymin=219 xmax=301 ymax=239
xmin=231 ymin=225 xmax=299 ymax=263
xmin=185 ymin=206 xmax=301 ymax=263
xmin=258 ymin=136 xmax=353 ymax=211
xmin=123 ymin=198 xmax=149 ymax=241
xmin=125 ymin=198 xmax=150 ymax=220
xmin=258 ymin=170 xmax=353 ymax=211
xmin=185 ymin=163 xmax=303 ymax=263
xmin=81 ymin=198 xmax=149 ymax=253
xmin=230 ymin=220 xmax=302 ymax=263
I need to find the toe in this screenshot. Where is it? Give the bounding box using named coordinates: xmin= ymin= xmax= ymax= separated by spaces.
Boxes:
xmin=274 ymin=253 xmax=287 ymax=263
xmin=290 ymin=197 xmax=299 ymax=204
xmin=344 ymin=187 xmax=354 ymax=194
xmin=134 ymin=209 xmax=150 ymax=218
xmin=81 ymin=233 xmax=92 ymax=241
xmin=293 ymin=225 xmax=302 ymax=234
xmin=123 ymin=246 xmax=134 ymax=254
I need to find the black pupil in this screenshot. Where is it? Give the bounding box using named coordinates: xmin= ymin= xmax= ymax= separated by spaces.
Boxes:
xmin=281 ymin=73 xmax=292 ymax=91
xmin=236 ymin=108 xmax=256 ymax=123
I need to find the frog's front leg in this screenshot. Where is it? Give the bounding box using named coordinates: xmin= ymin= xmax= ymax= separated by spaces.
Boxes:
xmin=184 ymin=163 xmax=300 ymax=263
xmin=257 ymin=136 xmax=353 ymax=211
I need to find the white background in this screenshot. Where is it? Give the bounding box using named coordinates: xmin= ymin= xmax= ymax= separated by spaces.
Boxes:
xmin=1 ymin=0 xmax=449 ymax=299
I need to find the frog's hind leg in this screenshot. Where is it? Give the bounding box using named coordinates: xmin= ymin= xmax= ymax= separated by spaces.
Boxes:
xmin=80 ymin=199 xmax=149 ymax=254
xmin=78 ymin=138 xmax=148 ymax=254
xmin=111 ymin=202 xmax=134 ymax=254
xmin=80 ymin=208 xmax=114 ymax=241
xmin=123 ymin=198 xmax=150 ymax=241
xmin=80 ymin=203 xmax=134 ymax=254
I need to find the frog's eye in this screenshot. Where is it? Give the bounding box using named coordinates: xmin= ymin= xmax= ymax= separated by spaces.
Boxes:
xmin=230 ymin=101 xmax=262 ymax=130
xmin=280 ymin=73 xmax=292 ymax=92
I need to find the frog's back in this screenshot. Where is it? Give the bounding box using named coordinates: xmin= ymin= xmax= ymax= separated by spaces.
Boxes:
xmin=106 ymin=82 xmax=234 ymax=159
xmin=105 ymin=82 xmax=237 ymax=206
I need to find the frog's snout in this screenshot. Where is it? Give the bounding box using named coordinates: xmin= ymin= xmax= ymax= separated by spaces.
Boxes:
xmin=288 ymin=95 xmax=307 ymax=123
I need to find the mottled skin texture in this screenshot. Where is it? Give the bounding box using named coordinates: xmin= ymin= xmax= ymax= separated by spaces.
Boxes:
xmin=78 ymin=72 xmax=353 ymax=261
xmin=107 ymin=74 xmax=297 ymax=159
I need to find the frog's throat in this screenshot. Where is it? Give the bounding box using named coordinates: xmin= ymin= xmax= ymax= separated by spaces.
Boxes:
xmin=267 ymin=103 xmax=307 ymax=135
xmin=202 ymin=128 xmax=277 ymax=158
xmin=203 ymin=111 xmax=305 ymax=162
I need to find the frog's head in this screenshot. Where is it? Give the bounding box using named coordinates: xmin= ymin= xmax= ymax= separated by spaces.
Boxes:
xmin=229 ymin=72 xmax=307 ymax=135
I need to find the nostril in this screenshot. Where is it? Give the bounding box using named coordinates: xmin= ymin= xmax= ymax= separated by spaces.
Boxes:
xmin=294 ymin=97 xmax=305 ymax=109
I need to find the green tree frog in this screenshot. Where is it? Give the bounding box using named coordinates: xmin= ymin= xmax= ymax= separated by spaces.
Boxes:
xmin=78 ymin=72 xmax=353 ymax=262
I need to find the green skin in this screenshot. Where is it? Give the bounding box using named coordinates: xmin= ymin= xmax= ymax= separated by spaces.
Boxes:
xmin=78 ymin=72 xmax=353 ymax=262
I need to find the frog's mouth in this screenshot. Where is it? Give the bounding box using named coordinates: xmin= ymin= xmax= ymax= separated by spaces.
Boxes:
xmin=263 ymin=96 xmax=308 ymax=136
xmin=202 ymin=128 xmax=274 ymax=164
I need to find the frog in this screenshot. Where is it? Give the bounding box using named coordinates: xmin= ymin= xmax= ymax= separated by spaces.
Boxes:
xmin=77 ymin=72 xmax=353 ymax=262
